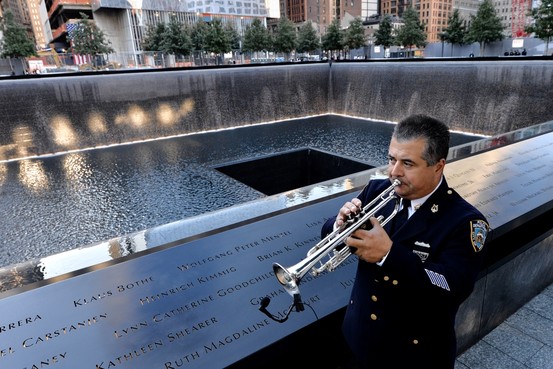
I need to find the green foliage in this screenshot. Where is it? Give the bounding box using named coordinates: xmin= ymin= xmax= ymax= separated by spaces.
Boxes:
xmin=191 ymin=20 xmax=210 ymax=52
xmin=525 ymin=0 xmax=553 ymax=55
xmin=322 ymin=19 xmax=344 ymax=52
xmin=243 ymin=18 xmax=272 ymax=52
xmin=142 ymin=23 xmax=167 ymax=51
xmin=163 ymin=16 xmax=193 ymax=56
xmin=273 ymin=17 xmax=297 ymax=54
xmin=204 ymin=19 xmax=233 ymax=56
xmin=0 ymin=10 xmax=36 ymax=58
xmin=226 ymin=23 xmax=240 ymax=50
xmin=439 ymin=9 xmax=467 ymax=56
xmin=374 ymin=15 xmax=395 ymax=48
xmin=443 ymin=9 xmax=466 ymax=47
xmin=71 ymin=13 xmax=114 ymax=57
xmin=395 ymin=8 xmax=427 ymax=50
xmin=465 ymin=0 xmax=504 ymax=55
xmin=344 ymin=17 xmax=367 ymax=51
xmin=296 ymin=21 xmax=320 ymax=53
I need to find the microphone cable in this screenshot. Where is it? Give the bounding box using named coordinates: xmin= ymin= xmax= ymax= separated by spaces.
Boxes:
xmin=258 ymin=294 xmax=319 ymax=323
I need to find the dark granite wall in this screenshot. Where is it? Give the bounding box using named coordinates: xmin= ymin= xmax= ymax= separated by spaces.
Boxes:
xmin=1 ymin=60 xmax=553 ymax=161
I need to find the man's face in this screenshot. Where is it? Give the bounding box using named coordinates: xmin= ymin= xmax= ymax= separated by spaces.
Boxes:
xmin=387 ymin=137 xmax=445 ymax=200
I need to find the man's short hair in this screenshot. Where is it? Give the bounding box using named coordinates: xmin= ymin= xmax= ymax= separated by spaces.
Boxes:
xmin=393 ymin=114 xmax=450 ymax=166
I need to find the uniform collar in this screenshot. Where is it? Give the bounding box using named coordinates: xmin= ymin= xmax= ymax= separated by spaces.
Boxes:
xmin=408 ymin=176 xmax=443 ymax=213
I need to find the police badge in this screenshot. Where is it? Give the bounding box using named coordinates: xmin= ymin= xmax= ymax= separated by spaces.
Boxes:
xmin=470 ymin=219 xmax=489 ymax=252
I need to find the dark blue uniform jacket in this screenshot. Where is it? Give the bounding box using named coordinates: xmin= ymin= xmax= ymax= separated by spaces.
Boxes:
xmin=321 ymin=177 xmax=489 ymax=369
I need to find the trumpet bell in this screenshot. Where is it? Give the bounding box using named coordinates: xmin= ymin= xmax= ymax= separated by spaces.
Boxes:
xmin=273 ymin=263 xmax=300 ymax=295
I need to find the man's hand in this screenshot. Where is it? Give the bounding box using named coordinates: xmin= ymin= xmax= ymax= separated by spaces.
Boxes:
xmin=346 ymin=217 xmax=393 ymax=263
xmin=335 ymin=198 xmax=363 ymax=228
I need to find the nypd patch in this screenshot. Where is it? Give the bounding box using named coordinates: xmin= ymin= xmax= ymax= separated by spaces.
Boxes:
xmin=470 ymin=219 xmax=489 ymax=252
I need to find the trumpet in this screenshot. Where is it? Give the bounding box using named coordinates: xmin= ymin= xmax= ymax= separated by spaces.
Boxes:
xmin=273 ymin=178 xmax=401 ymax=296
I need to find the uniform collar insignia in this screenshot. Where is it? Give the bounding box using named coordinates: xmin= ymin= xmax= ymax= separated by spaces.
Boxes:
xmin=431 ymin=204 xmax=439 ymax=213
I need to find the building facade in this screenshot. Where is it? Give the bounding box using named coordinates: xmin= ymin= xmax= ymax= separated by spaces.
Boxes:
xmin=1 ymin=0 xmax=34 ymax=42
xmin=493 ymin=0 xmax=533 ymax=37
xmin=45 ymin=0 xmax=93 ymax=47
xmin=2 ymin=0 xmax=540 ymax=68
xmin=91 ymin=0 xmax=276 ymax=66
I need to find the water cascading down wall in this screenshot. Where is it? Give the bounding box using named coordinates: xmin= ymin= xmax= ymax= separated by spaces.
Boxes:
xmin=1 ymin=60 xmax=553 ymax=161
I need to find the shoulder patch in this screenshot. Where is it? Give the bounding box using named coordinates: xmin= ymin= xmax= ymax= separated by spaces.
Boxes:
xmin=470 ymin=219 xmax=489 ymax=253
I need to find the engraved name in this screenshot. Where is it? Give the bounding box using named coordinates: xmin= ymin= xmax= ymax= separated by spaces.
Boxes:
xmin=216 ymin=272 xmax=274 ymax=297
xmin=22 ymin=352 xmax=67 ymax=369
xmin=138 ymin=283 xmax=195 ymax=305
xmin=196 ymin=266 xmax=237 ymax=284
xmin=201 ymin=319 xmax=271 ymax=354
xmin=0 ymin=314 xmax=41 ymax=334
xmin=94 ymin=340 xmax=164 ymax=369
xmin=233 ymin=230 xmax=293 ymax=253
xmin=21 ymin=313 xmax=108 ymax=348
xmin=256 ymin=245 xmax=292 ymax=261
xmin=165 ymin=317 xmax=218 ymax=342
xmin=139 ymin=291 xmax=214 ymax=307
xmin=114 ymin=312 xmax=218 ymax=339
xmin=73 ymin=277 xmax=154 ymax=307
xmin=176 ymin=250 xmax=234 ymax=271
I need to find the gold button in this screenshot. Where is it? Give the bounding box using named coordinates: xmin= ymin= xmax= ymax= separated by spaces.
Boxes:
xmin=383 ymin=276 xmax=390 ymax=281
xmin=370 ymin=314 xmax=377 ymax=320
xmin=392 ymin=280 xmax=398 ymax=285
xmin=371 ymin=295 xmax=378 ymax=302
xmin=413 ymin=339 xmax=419 ymax=345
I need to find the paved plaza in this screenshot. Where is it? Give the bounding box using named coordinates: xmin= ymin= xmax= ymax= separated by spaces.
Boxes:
xmin=455 ymin=282 xmax=553 ymax=369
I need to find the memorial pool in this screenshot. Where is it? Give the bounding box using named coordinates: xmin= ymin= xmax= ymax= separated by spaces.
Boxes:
xmin=0 ymin=115 xmax=482 ymax=267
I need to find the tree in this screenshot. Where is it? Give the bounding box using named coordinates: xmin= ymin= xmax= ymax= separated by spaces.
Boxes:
xmin=0 ymin=10 xmax=36 ymax=74
xmin=465 ymin=0 xmax=504 ymax=56
xmin=322 ymin=18 xmax=344 ymax=58
xmin=374 ymin=15 xmax=395 ymax=51
xmin=525 ymin=0 xmax=553 ymax=56
xmin=142 ymin=16 xmax=193 ymax=67
xmin=70 ymin=12 xmax=114 ymax=68
xmin=243 ymin=18 xmax=272 ymax=54
xmin=296 ymin=21 xmax=320 ymax=55
xmin=273 ymin=17 xmax=297 ymax=59
xmin=441 ymin=9 xmax=467 ymax=56
xmin=226 ymin=22 xmax=240 ymax=51
xmin=204 ymin=19 xmax=233 ymax=64
xmin=395 ymin=7 xmax=427 ymax=56
xmin=142 ymin=23 xmax=167 ymax=52
xmin=163 ymin=15 xmax=193 ymax=57
xmin=190 ymin=20 xmax=211 ymax=65
xmin=142 ymin=22 xmax=167 ymax=67
xmin=344 ymin=17 xmax=367 ymax=58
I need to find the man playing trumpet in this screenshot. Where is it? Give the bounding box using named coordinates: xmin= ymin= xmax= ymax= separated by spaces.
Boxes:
xmin=321 ymin=114 xmax=490 ymax=369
